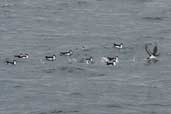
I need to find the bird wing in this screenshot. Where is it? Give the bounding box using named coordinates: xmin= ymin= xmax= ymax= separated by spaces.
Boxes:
xmin=145 ymin=44 xmax=152 ymax=56
xmin=153 ymin=43 xmax=160 ymax=56
xmin=60 ymin=52 xmax=65 ymax=56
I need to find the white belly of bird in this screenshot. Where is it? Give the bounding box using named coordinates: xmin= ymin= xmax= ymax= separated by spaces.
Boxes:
xmin=150 ymin=55 xmax=157 ymax=59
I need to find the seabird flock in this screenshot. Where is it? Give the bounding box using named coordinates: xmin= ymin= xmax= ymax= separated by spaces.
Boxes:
xmin=5 ymin=42 xmax=160 ymax=66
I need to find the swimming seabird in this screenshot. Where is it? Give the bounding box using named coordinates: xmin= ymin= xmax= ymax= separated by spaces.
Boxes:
xmin=5 ymin=59 xmax=17 ymax=65
xmin=106 ymin=60 xmax=117 ymax=66
xmin=113 ymin=43 xmax=123 ymax=49
xmin=84 ymin=56 xmax=94 ymax=64
xmin=60 ymin=50 xmax=73 ymax=56
xmin=45 ymin=55 xmax=56 ymax=61
xmin=145 ymin=43 xmax=160 ymax=63
xmin=101 ymin=56 xmax=119 ymax=66
xmin=102 ymin=56 xmax=119 ymax=63
xmin=14 ymin=53 xmax=29 ymax=59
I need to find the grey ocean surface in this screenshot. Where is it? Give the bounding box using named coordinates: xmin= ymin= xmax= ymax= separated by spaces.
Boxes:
xmin=0 ymin=0 xmax=171 ymax=114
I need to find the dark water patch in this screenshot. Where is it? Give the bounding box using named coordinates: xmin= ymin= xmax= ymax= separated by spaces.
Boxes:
xmin=57 ymin=2 xmax=71 ymax=10
xmin=31 ymin=110 xmax=79 ymax=114
xmin=130 ymin=0 xmax=153 ymax=3
xmin=95 ymin=73 xmax=105 ymax=77
xmin=159 ymin=29 xmax=171 ymax=34
xmin=37 ymin=112 xmax=47 ymax=114
xmin=0 ymin=79 xmax=24 ymax=88
xmin=50 ymin=110 xmax=79 ymax=114
xmin=29 ymin=111 xmax=49 ymax=114
xmin=158 ymin=36 xmax=166 ymax=40
xmin=67 ymin=110 xmax=79 ymax=113
xmin=142 ymin=16 xmax=166 ymax=22
xmin=42 ymin=68 xmax=57 ymax=74
xmin=50 ymin=110 xmax=63 ymax=114
xmin=13 ymin=85 xmax=23 ymax=88
xmin=73 ymin=0 xmax=90 ymax=8
xmin=96 ymin=0 xmax=153 ymax=3
xmin=104 ymin=104 xmax=123 ymax=109
xmin=140 ymin=103 xmax=171 ymax=107
xmin=143 ymin=36 xmax=153 ymax=39
xmin=88 ymin=72 xmax=106 ymax=78
xmin=77 ymin=1 xmax=89 ymax=6
xmin=30 ymin=111 xmax=55 ymax=114
xmin=158 ymin=79 xmax=171 ymax=88
xmin=69 ymin=92 xmax=83 ymax=97
xmin=58 ymin=66 xmax=85 ymax=73
xmin=96 ymin=0 xmax=104 ymax=1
